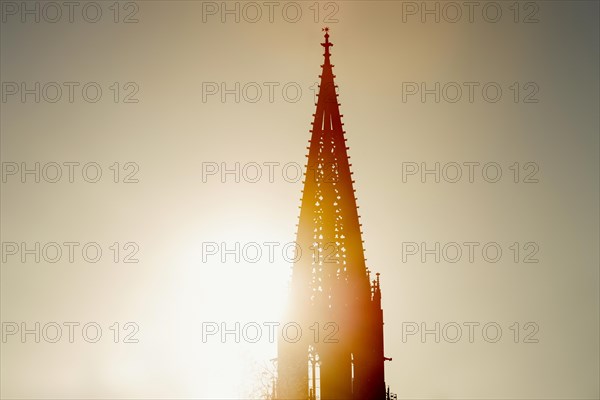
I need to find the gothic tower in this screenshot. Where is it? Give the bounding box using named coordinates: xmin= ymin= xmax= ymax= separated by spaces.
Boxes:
xmin=277 ymin=28 xmax=387 ymax=400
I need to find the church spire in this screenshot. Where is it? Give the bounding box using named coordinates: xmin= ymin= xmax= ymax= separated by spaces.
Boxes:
xmin=278 ymin=29 xmax=387 ymax=400
xmin=294 ymin=27 xmax=369 ymax=308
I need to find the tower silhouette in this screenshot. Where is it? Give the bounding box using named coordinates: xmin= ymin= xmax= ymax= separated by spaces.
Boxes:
xmin=277 ymin=28 xmax=388 ymax=400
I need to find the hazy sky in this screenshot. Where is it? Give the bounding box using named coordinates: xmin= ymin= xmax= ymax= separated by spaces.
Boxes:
xmin=1 ymin=1 xmax=599 ymax=398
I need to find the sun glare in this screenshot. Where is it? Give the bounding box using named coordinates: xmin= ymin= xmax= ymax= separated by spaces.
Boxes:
xmin=166 ymin=217 xmax=292 ymax=398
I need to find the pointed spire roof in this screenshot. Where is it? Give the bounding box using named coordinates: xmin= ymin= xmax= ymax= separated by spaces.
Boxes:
xmin=278 ymin=30 xmax=387 ymax=400
xmin=290 ymin=28 xmax=370 ymax=310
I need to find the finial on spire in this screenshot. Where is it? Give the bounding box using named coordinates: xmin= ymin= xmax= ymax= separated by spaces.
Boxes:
xmin=321 ymin=27 xmax=333 ymax=58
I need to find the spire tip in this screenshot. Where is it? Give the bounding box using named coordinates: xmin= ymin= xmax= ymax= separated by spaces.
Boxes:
xmin=321 ymin=27 xmax=333 ymax=57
